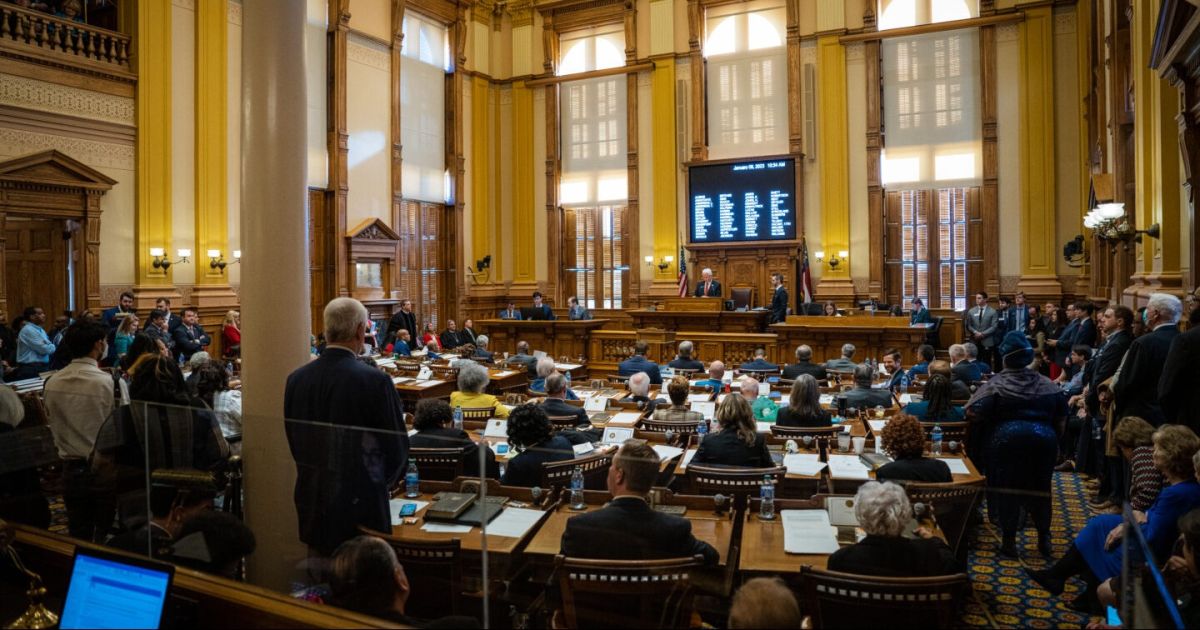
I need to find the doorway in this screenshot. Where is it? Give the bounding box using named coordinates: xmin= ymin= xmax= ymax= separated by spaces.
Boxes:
xmin=3 ymin=217 xmax=71 ymax=323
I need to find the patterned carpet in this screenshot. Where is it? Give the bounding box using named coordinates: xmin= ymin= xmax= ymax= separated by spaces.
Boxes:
xmin=961 ymin=471 xmax=1103 ymax=629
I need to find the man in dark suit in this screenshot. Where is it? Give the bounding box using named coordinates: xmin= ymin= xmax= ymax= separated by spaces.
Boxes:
xmin=473 ymin=334 xmax=494 ymax=361
xmin=782 ymin=344 xmax=827 ymax=381
xmin=560 ymin=439 xmax=718 ymax=564
xmin=439 ymin=319 xmax=465 ymax=350
xmin=528 ymin=292 xmax=556 ymax=321
xmin=284 ymin=297 xmax=409 ymax=555
xmin=619 ymin=372 xmax=667 ymax=412
xmin=1083 ymin=305 xmax=1134 ymax=417
xmin=667 ymin=340 xmax=705 ymax=371
xmin=1010 ymin=292 xmax=1030 ymax=334
xmin=566 ymin=296 xmax=592 ymax=321
xmin=540 ymin=373 xmax=589 ymax=428
xmin=693 ymin=268 xmax=722 ymax=298
xmin=768 ymin=273 xmax=788 ymax=324
xmin=385 ymin=300 xmax=418 ymax=347
xmin=949 ymin=344 xmax=982 ymax=386
xmin=101 ymin=291 xmax=135 ymax=330
xmin=842 ymin=364 xmax=895 ymax=409
xmin=1072 ymin=305 xmax=1135 ymax=498
xmin=930 ymin=360 xmax=972 ymax=400
xmin=739 ymin=348 xmax=778 ymax=373
xmin=1114 ymin=293 xmax=1182 ymax=426
xmin=908 ymin=297 xmax=933 ymax=325
xmin=171 ymin=307 xmax=211 ymax=362
xmin=507 ymin=341 xmax=538 ymax=376
xmin=1160 ymin=305 xmax=1200 ymax=431
xmin=498 ymin=301 xmax=523 ymax=320
xmin=618 ymin=340 xmax=662 ymax=384
xmin=155 ymin=297 xmax=183 ymax=332
xmin=908 ymin=344 xmax=935 ymax=377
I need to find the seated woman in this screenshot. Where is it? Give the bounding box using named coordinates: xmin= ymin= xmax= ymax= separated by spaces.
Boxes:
xmin=902 ymin=374 xmax=965 ymax=423
xmin=449 ymin=362 xmax=509 ymax=418
xmin=1113 ymin=416 xmax=1165 ymax=516
xmin=775 ymin=374 xmax=831 ymax=427
xmin=693 ymin=395 xmax=772 ymax=467
xmin=875 ymin=414 xmax=952 ymax=483
xmin=822 ymin=301 xmax=840 ymax=317
xmin=501 ymin=403 xmax=574 ymax=487
xmin=419 ymin=322 xmax=441 ymax=352
xmin=828 ymin=481 xmax=962 ymax=576
xmin=409 ymin=399 xmax=499 ymax=478
xmin=1097 ymin=508 xmax=1200 ymax=625
xmin=1028 ymin=424 xmax=1200 ymax=612
xmin=192 ymin=361 xmax=243 ymax=441
xmin=652 ymin=375 xmax=703 ymax=425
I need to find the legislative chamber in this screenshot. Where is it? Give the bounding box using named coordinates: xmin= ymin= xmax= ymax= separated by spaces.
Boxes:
xmin=3 ymin=0 xmax=1200 ymax=628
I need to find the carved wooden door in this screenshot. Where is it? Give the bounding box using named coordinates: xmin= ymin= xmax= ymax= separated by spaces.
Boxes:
xmin=4 ymin=217 xmax=69 ymax=320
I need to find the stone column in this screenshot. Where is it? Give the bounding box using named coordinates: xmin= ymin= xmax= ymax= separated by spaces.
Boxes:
xmin=240 ymin=0 xmax=311 ymax=590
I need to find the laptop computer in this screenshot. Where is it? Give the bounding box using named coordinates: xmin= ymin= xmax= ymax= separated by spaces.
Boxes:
xmin=59 ymin=547 xmax=175 ymax=630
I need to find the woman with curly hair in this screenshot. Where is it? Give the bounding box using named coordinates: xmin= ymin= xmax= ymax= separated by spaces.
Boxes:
xmin=876 ymin=414 xmax=952 ymax=483
xmin=501 ymin=403 xmax=573 ymax=487
xmin=693 ymin=394 xmax=772 ymax=467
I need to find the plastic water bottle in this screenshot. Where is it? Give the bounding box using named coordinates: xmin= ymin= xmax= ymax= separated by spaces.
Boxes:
xmin=569 ymin=466 xmax=585 ymax=509
xmin=900 ymin=372 xmax=910 ymax=394
xmin=759 ymin=475 xmax=775 ymax=520
xmin=453 ymin=405 xmax=464 ymax=431
xmin=565 ymin=370 xmax=572 ymax=387
xmin=404 ymin=461 xmax=420 ymax=498
xmin=931 ymin=424 xmax=944 ymax=456
xmin=696 ymin=419 xmax=708 ymax=442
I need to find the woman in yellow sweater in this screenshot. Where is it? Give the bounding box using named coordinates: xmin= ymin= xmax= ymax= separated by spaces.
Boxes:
xmin=449 ymin=361 xmax=509 ymax=418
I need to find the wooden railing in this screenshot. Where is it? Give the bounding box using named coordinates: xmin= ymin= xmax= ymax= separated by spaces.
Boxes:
xmin=0 ymin=4 xmax=130 ymax=73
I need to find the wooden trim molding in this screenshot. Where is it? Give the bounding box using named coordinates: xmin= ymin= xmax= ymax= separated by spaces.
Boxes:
xmin=327 ymin=0 xmax=350 ymax=306
xmin=524 ymin=61 xmax=654 ymax=86
xmin=839 ymin=12 xmax=1024 ymax=43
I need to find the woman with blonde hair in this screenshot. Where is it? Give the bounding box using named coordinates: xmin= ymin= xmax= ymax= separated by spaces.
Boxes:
xmin=221 ymin=310 xmax=241 ymax=360
xmin=693 ymin=394 xmax=772 ymax=467
xmin=113 ymin=313 xmax=139 ymax=359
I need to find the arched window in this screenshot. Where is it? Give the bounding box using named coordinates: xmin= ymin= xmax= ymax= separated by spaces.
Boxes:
xmin=703 ymin=3 xmax=787 ymax=158
xmin=878 ymin=0 xmax=975 ymax=30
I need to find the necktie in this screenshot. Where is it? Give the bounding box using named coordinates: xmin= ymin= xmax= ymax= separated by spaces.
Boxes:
xmin=705 ymin=282 xmax=710 ymax=294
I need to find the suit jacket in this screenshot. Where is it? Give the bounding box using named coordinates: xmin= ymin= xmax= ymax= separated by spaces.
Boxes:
xmin=410 ymin=427 xmax=499 ymax=478
xmin=498 ymin=308 xmax=523 ymax=320
xmin=386 ymin=310 xmax=418 ymax=345
xmin=694 ymin=280 xmax=722 ymax=298
xmin=508 ymin=353 xmax=538 ymax=377
xmin=693 ymin=430 xmax=773 ymax=468
xmin=440 ymin=330 xmax=465 ymax=349
xmin=541 ymin=397 xmax=589 ymax=427
xmin=172 ymin=324 xmax=211 ymax=361
xmin=460 ymin=327 xmax=478 ymax=345
xmin=501 ymin=435 xmax=573 ymax=487
xmin=964 ymin=306 xmax=998 ymax=348
xmin=843 ymin=386 xmax=894 ymax=410
xmin=567 ymin=305 xmax=592 ymax=321
xmin=668 ymin=357 xmax=705 ymax=371
xmin=909 ymin=307 xmax=933 ymax=325
xmin=1053 ymin=318 xmax=1080 ymax=366
xmin=783 ymin=361 xmax=828 ymax=381
xmin=284 ymin=348 xmax=409 ymax=553
xmin=952 ymin=361 xmax=983 ymax=386
xmin=560 ymin=497 xmax=719 ymax=565
xmin=1007 ymin=305 xmax=1029 ymax=334
xmin=1160 ymin=325 xmax=1200 ymax=431
xmin=739 ymin=358 xmax=779 ymax=372
xmin=824 ymin=357 xmax=859 ymax=372
xmin=827 ymin=535 xmax=962 ymax=577
xmin=145 ymin=325 xmax=174 ymax=353
xmin=875 ymin=457 xmax=953 ymax=484
xmin=1114 ymin=324 xmax=1181 ymax=425
xmin=474 ymin=349 xmax=494 ymax=361
xmin=618 ymin=355 xmax=663 ymax=384
xmin=769 ymin=286 xmax=789 ymax=324
xmin=1084 ymin=329 xmax=1132 ymax=414
xmin=167 ymin=313 xmax=183 ymax=333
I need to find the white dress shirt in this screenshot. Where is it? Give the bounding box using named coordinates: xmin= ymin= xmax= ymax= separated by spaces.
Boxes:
xmin=43 ymin=357 xmax=115 ymax=458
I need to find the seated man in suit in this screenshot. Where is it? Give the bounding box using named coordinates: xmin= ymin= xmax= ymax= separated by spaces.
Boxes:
xmin=172 ymin=307 xmax=212 ymax=362
xmin=881 ymin=348 xmax=907 ymax=390
xmin=530 ymin=357 xmax=579 ymax=400
xmin=909 ymin=297 xmax=933 ymax=325
xmin=824 ymin=343 xmax=859 ymax=372
xmin=827 ymin=481 xmax=960 ymax=577
xmin=498 ymin=301 xmax=523 ymax=320
xmin=908 ymin=344 xmax=935 ymax=377
xmin=842 ymin=364 xmax=895 ymax=410
xmin=566 ymin=296 xmax=591 ymax=321
xmin=964 ymin=342 xmax=992 ymax=376
xmin=473 ymin=334 xmax=494 ymax=361
xmin=507 ymin=340 xmax=538 ymax=376
xmin=667 ymin=340 xmax=705 ymax=371
xmin=782 ymin=345 xmax=827 ymax=381
xmin=618 ymin=340 xmax=662 ymax=384
xmin=949 ymin=344 xmax=982 ymax=386
xmin=409 ymin=399 xmax=499 ymax=478
xmin=695 ymin=361 xmax=726 ymax=392
xmin=560 ymin=439 xmax=719 ymax=564
xmin=528 ymin=291 xmax=556 ymax=321
xmin=694 ymin=268 xmax=722 ymax=298
xmin=540 ymin=373 xmax=588 ymax=428
xmin=739 ymin=348 xmax=779 ymax=373
xmin=620 ymin=372 xmax=667 ymax=412
xmin=440 ymin=319 xmax=464 ymax=350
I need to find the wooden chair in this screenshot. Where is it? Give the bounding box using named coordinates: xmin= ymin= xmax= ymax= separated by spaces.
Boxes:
xmin=797 ymin=566 xmax=970 ymax=629
xmin=525 ymin=388 xmax=547 ymax=398
xmin=607 ymin=374 xmax=630 ymax=386
xmin=459 ymin=406 xmax=496 ymax=421
xmin=361 ymin=529 xmax=465 ymax=620
xmin=685 ymin=464 xmax=785 ymax=496
xmin=540 ymin=451 xmax=613 ymax=491
xmin=904 ymin=479 xmax=986 ymax=564
xmin=553 ymin=554 xmax=704 ymax=629
xmin=505 ymin=393 xmax=529 ymax=405
xmin=770 ymin=424 xmax=844 ymax=450
xmin=547 ymin=415 xmax=582 ymax=429
xmin=639 ymin=417 xmax=702 ymax=434
xmin=408 ymin=447 xmax=466 ymax=482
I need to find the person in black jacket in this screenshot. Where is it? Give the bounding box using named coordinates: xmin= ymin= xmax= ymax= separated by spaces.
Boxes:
xmin=385 ymin=300 xmax=419 ymax=348
xmin=284 ymin=298 xmax=408 ymax=556
xmin=781 ymin=344 xmax=828 ymax=381
xmin=501 ymin=403 xmax=573 ymax=487
xmin=409 ymin=399 xmax=499 ymax=478
xmin=768 ymin=272 xmax=789 ymax=324
xmin=560 ymin=439 xmax=719 ymax=564
xmin=171 ymin=308 xmax=211 ymax=362
xmin=667 ymin=340 xmax=705 ymax=371
xmin=1160 ymin=304 xmax=1200 ymax=432
xmin=828 ymin=481 xmax=962 ymax=577
xmin=1113 ymin=293 xmax=1182 ymax=426
xmin=539 ymin=373 xmax=589 ymax=428
xmin=776 ymin=374 xmax=831 ymax=427
xmin=693 ymin=395 xmax=772 ymax=467
xmin=875 ymin=414 xmax=952 ymax=483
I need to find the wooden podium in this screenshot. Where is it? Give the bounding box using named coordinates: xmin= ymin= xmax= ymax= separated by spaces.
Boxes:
xmin=476 ymin=319 xmax=608 ymax=360
xmin=771 ymin=315 xmax=931 ymax=363
xmin=660 ymin=297 xmax=723 ymax=312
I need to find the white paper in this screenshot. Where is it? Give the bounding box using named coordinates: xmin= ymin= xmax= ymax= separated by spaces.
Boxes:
xmin=819 ymin=394 xmax=835 ymax=406
xmin=484 ymin=419 xmax=509 ymax=438
xmin=407 ymin=429 xmax=417 ymax=437
xmin=607 ymin=412 xmax=643 ymax=427
xmin=783 ymin=453 xmax=827 ymax=476
xmin=687 ymin=393 xmax=713 ymax=403
xmin=417 ymin=366 xmax=433 ymax=380
xmin=572 ymin=442 xmax=595 ymax=456
xmin=717 ymin=394 xmax=729 ymax=404
xmin=392 ymin=376 xmax=413 ymax=384
xmin=602 ymin=427 xmax=634 ymax=445
xmin=678 ymin=448 xmax=699 ymax=470
xmin=782 ymin=510 xmax=840 ymax=554
xmin=758 ymin=382 xmax=771 ymax=396
xmin=937 ymin=457 xmax=971 ymax=475
xmin=867 ymin=420 xmax=888 ymax=433
xmin=414 ymin=380 xmax=441 ymax=388
xmin=493 ymin=370 xmax=514 ymax=377
xmin=421 ymin=522 xmax=473 ymax=534
xmin=389 ymin=499 xmax=429 ymax=522
xmin=652 ymin=445 xmax=684 ymax=462
xmin=484 ymin=507 xmax=544 ymax=538
xmin=827 ymin=454 xmax=871 ymax=480
xmin=899 ymin=393 xmax=914 ymax=404
xmin=756 ymin=421 xmax=774 ymax=433
xmin=556 ymin=363 xmax=583 ymax=371
xmin=585 ymin=396 xmax=609 ymax=412
xmin=691 ymin=401 xmax=716 ymax=420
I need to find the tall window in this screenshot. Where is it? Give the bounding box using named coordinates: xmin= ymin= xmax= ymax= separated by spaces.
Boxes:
xmin=704 ymin=3 xmax=787 ymax=158
xmin=400 ymin=12 xmax=449 ymax=203
xmin=397 ymin=200 xmax=449 ymax=328
xmin=884 ymin=187 xmax=979 ymax=311
xmin=558 ymin=26 xmax=629 ymax=308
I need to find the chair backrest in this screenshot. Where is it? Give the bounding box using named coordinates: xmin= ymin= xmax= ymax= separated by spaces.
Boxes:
xmin=459 ymin=406 xmax=495 ymax=421
xmin=607 ymin=374 xmax=631 ymax=386
xmin=555 ymin=554 xmax=703 ymax=629
xmin=547 ymin=415 xmax=581 ymax=429
xmin=17 ymin=392 xmax=49 ymax=428
xmin=798 ymin=566 xmax=969 ymax=629
xmin=685 ymin=464 xmax=785 ymax=496
xmin=730 ymin=287 xmax=753 ymax=310
xmin=639 ymin=418 xmax=701 ymax=434
xmin=540 ymin=451 xmax=613 ymax=490
xmin=408 ymin=447 xmax=466 ymax=482
xmin=920 ymin=421 xmax=968 ymax=444
xmin=903 ymin=479 xmax=985 ymax=564
xmin=770 ymin=424 xmax=844 ymax=450
xmin=362 ymin=529 xmax=464 ymax=620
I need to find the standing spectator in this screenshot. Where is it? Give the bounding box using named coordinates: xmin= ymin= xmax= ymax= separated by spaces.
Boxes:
xmin=172 ymin=308 xmax=212 ymax=362
xmin=1160 ymin=303 xmax=1200 ymax=432
xmin=155 ymin=297 xmax=183 ymax=332
xmin=15 ymin=306 xmax=55 ymax=379
xmin=1113 ymin=293 xmax=1182 ymax=426
xmin=0 ymin=310 xmax=17 ymax=366
xmin=221 ymin=310 xmax=241 ymax=360
xmin=101 ymin=291 xmax=135 ymax=329
xmin=964 ymin=292 xmax=998 ymax=367
xmin=385 ymin=299 xmax=418 ymax=348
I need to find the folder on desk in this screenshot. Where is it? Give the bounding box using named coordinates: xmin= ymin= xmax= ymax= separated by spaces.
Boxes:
xmin=425 ymin=492 xmax=477 ymax=521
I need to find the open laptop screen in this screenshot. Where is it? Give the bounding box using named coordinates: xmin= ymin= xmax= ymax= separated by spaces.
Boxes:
xmin=60 ymin=548 xmax=174 ymax=629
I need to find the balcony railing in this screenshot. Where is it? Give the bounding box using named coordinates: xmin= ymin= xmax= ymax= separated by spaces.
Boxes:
xmin=0 ymin=4 xmax=130 ymax=74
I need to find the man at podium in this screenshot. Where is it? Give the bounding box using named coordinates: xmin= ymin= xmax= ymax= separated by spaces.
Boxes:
xmin=694 ymin=268 xmax=722 ymax=297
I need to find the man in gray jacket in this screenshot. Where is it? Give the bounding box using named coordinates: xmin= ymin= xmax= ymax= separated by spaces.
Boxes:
xmin=964 ymin=291 xmax=998 ymax=367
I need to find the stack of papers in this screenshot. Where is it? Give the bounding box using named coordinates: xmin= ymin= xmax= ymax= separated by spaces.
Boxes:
xmin=936 ymin=457 xmax=971 ymax=475
xmin=687 ymin=393 xmax=713 ymax=403
xmin=484 ymin=507 xmax=544 ymax=538
xmin=606 ymin=412 xmax=643 ymax=427
xmin=783 ymin=453 xmax=827 ymax=476
xmin=493 ymin=370 xmax=515 ymax=377
xmin=781 ymin=510 xmax=840 ymax=554
xmin=422 ymin=522 xmax=472 ymax=534
xmin=652 ymin=445 xmax=684 ymax=462
xmin=677 ymin=448 xmax=699 ymax=470
xmin=827 ymin=454 xmax=871 ymax=480
xmin=414 ymin=380 xmax=442 ymax=388
xmin=692 ymin=401 xmax=716 ymax=420
xmin=556 ymin=363 xmax=583 ymax=371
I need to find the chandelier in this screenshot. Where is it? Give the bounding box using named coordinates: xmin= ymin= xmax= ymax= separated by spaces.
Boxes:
xmin=1083 ymin=202 xmax=1160 ymax=251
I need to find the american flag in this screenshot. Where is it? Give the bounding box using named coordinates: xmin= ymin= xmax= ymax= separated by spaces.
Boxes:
xmin=799 ymin=235 xmax=815 ymax=303
xmin=677 ymin=243 xmax=688 ymax=297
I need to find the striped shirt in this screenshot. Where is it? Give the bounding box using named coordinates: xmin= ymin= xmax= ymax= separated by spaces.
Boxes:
xmin=1129 ymin=445 xmax=1165 ymax=512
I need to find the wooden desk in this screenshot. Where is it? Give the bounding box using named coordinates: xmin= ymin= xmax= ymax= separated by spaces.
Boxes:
xmin=739 ymin=512 xmax=830 ymax=574
xmin=393 ymin=378 xmax=455 ymax=403
xmin=486 ymin=367 xmax=528 ymax=395
xmin=477 ymin=319 xmax=608 ymax=362
xmin=661 ymin=297 xmax=723 ymax=312
xmin=627 ymin=309 xmax=770 ymax=334
xmin=771 ymin=316 xmax=932 ymax=364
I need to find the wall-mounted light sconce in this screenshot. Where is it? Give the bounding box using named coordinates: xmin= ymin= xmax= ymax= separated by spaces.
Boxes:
xmin=644 ymin=255 xmax=674 ymax=272
xmin=1083 ymin=202 xmax=1160 ymax=252
xmin=814 ymin=250 xmax=848 ymax=271
xmin=208 ymin=249 xmax=227 ymax=273
xmin=231 ymin=250 xmax=242 ymax=265
xmin=151 ymin=248 xmax=190 ymax=271
xmin=468 ymin=254 xmax=492 ymax=284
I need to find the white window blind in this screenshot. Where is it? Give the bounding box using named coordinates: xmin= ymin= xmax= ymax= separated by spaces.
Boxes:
xmin=400 ymin=13 xmax=448 ymax=203
xmin=877 ymin=0 xmax=976 ymax=30
xmin=558 ymin=28 xmax=627 ymax=205
xmin=704 ymin=4 xmax=788 ymax=159
xmin=881 ymin=28 xmax=981 ymax=189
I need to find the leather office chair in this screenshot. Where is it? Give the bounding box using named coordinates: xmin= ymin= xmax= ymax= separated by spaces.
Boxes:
xmin=730 ymin=287 xmax=753 ymax=311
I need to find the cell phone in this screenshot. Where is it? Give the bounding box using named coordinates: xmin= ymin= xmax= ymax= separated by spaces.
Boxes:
xmin=398 ymin=502 xmax=418 ymax=517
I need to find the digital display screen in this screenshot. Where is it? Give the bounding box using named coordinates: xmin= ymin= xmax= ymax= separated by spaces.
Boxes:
xmin=689 ymin=158 xmax=796 ymax=243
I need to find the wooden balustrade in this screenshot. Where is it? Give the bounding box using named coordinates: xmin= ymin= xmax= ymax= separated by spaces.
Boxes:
xmin=0 ymin=4 xmax=130 ymax=72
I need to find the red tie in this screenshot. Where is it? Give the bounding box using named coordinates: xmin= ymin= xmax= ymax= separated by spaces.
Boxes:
xmin=705 ymin=282 xmax=710 ymax=295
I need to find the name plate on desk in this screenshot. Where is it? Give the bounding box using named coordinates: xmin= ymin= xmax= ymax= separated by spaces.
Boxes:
xmin=602 ymin=427 xmax=634 ymax=445
xmin=606 ymin=412 xmax=643 ymax=427
xmin=585 ymin=396 xmax=609 ymax=412
xmin=417 ymin=366 xmax=433 ymax=380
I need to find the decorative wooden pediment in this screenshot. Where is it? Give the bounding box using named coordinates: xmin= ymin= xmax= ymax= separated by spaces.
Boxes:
xmin=347 ymin=217 xmax=401 ymax=241
xmin=0 ymin=150 xmax=117 ymax=190
xmin=346 ymin=217 xmax=401 ymax=260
